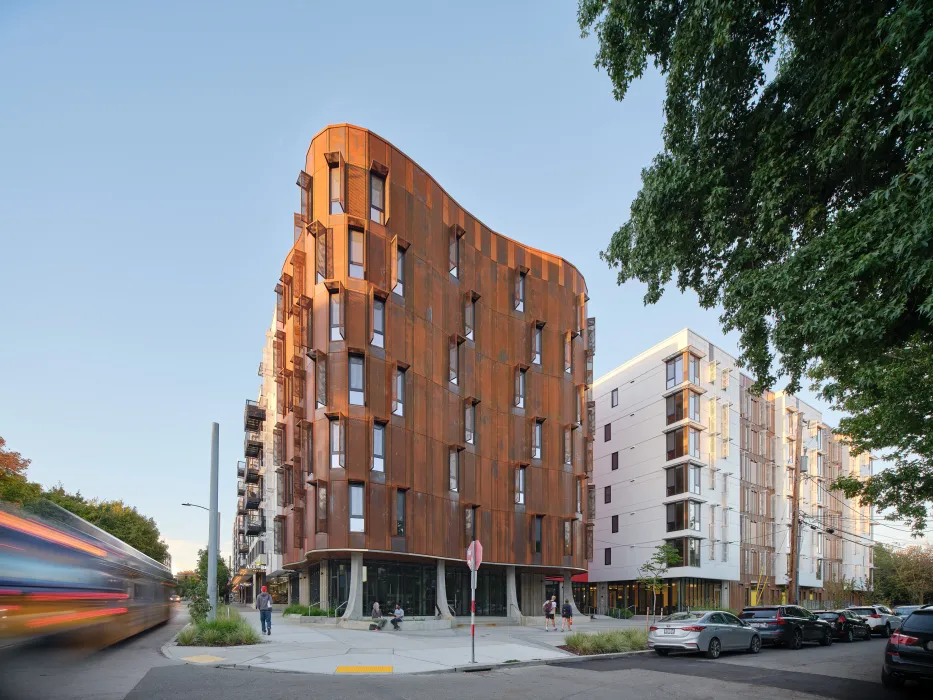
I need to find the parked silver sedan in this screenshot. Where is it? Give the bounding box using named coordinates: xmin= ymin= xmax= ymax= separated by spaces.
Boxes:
xmin=648 ymin=610 xmax=762 ymax=658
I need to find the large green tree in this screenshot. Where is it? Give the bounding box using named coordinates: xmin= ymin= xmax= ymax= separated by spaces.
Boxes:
xmin=196 ymin=547 xmax=230 ymax=596
xmin=578 ymin=0 xmax=933 ymax=530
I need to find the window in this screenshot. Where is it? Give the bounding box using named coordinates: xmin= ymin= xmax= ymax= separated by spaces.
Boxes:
xmin=449 ymin=339 xmax=459 ymax=386
xmin=564 ymin=334 xmax=572 ymax=374
xmin=306 ymin=425 xmax=314 ymax=479
xmin=514 ymin=367 xmax=526 ymax=408
xmin=449 ymin=230 xmax=459 ymax=278
xmin=533 ymin=324 xmax=542 ymax=364
xmin=329 ymin=165 xmax=343 ymax=214
xmin=604 ymin=485 xmax=611 ymax=504
xmin=611 ymin=388 xmax=618 ymax=408
xmin=348 ymin=229 xmax=364 ymax=279
xmin=372 ymin=422 xmax=385 ymax=472
xmin=604 ymin=423 xmax=612 ymax=442
xmin=370 ymin=173 xmax=385 ymax=223
xmin=316 ymin=485 xmax=328 ymax=532
xmin=564 ymin=427 xmax=572 ymax=465
xmin=576 ymin=479 xmax=582 ymax=513
xmin=563 ymin=520 xmax=573 ymax=556
xmin=534 ymin=515 xmax=542 ymax=553
xmin=373 ymin=298 xmax=385 ymax=348
xmin=394 ymin=247 xmax=405 ymax=296
xmin=533 ymin=420 xmax=543 ymax=459
xmin=396 ymin=489 xmax=406 ymax=536
xmin=689 ymin=355 xmax=700 ymax=385
xmin=666 ymin=355 xmax=684 ymax=389
xmin=349 ymin=483 xmax=364 ymax=532
xmin=611 ymin=514 xmax=619 ymax=533
xmin=329 ymin=291 xmax=342 ymax=341
xmin=604 ymin=547 xmax=611 ymax=566
xmin=465 ymin=298 xmax=475 ymax=341
xmin=515 ymin=271 xmax=525 ymax=312
xmin=393 ymin=367 xmax=405 ymax=416
xmin=465 ymin=403 xmax=475 ymax=445
xmin=515 ymin=466 xmax=526 ymax=504
xmin=330 ymin=418 xmax=344 ymax=468
xmin=667 ymin=537 xmax=700 ymax=567
xmin=689 ymin=392 xmax=700 ymax=422
xmin=816 ymin=452 xmax=823 ymax=477
xmin=349 ymin=354 xmax=364 ymax=405
xmin=666 ymin=501 xmax=700 ymax=532
xmin=611 ymin=451 xmax=619 ymax=471
xmin=449 ymin=449 xmax=460 ymax=491
xmin=666 ymin=463 xmax=702 ymax=496
xmin=689 ymin=428 xmax=700 ymax=457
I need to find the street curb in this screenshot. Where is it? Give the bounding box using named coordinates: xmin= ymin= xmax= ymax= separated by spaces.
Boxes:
xmin=413 ymin=648 xmax=654 ymax=675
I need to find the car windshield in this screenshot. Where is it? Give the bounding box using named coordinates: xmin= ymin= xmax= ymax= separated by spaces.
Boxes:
xmin=902 ymin=612 xmax=933 ymax=634
xmin=816 ymin=612 xmax=841 ymax=620
xmin=895 ymin=606 xmax=918 ymax=614
xmin=849 ymin=608 xmax=874 ymax=615
xmin=660 ymin=612 xmax=705 ymax=622
xmin=739 ymin=609 xmax=779 ymax=619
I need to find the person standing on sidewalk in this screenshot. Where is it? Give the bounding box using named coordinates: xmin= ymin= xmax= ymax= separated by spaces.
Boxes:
xmin=544 ymin=596 xmax=557 ymax=631
xmin=560 ymin=599 xmax=573 ymax=632
xmin=256 ymin=585 xmax=273 ymax=636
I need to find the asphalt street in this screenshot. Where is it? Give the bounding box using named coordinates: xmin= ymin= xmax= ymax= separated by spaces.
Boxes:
xmin=1 ymin=614 xmax=929 ymax=700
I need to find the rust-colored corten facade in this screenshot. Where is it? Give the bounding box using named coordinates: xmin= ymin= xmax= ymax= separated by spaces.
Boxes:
xmin=272 ymin=124 xmax=594 ymax=618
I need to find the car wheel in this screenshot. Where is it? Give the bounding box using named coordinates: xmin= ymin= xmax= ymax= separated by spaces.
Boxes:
xmin=881 ymin=666 xmax=905 ymax=690
xmin=845 ymin=628 xmax=854 ymax=643
xmin=790 ymin=629 xmax=803 ymax=650
xmin=706 ymin=638 xmax=722 ymax=659
xmin=656 ymin=649 xmax=670 ymax=656
xmin=865 ymin=628 xmax=873 ymax=640
xmin=882 ymin=623 xmax=892 ymax=638
xmin=819 ymin=629 xmax=833 ymax=646
xmin=748 ymin=635 xmax=761 ymax=654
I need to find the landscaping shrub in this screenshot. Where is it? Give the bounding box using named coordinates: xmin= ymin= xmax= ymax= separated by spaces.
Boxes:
xmin=282 ymin=603 xmax=329 ymax=616
xmin=563 ymin=629 xmax=648 ymax=655
xmin=176 ymin=616 xmax=260 ymax=646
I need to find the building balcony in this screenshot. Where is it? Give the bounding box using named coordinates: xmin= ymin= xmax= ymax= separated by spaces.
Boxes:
xmin=244 ymin=400 xmax=267 ymax=432
xmin=244 ymin=431 xmax=263 ymax=458
xmin=237 ymin=461 xmax=246 ymax=478
xmin=237 ymin=538 xmax=249 ymax=553
xmin=237 ymin=497 xmax=246 ymax=515
xmin=244 ymin=460 xmax=261 ymax=484
xmin=245 ymin=487 xmax=261 ymax=511
xmin=237 ymin=479 xmax=245 ymax=496
xmin=236 ymin=517 xmax=245 ymax=535
xmin=245 ymin=516 xmax=264 ymax=536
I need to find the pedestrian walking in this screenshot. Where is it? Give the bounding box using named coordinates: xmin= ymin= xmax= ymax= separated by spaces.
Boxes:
xmin=544 ymin=595 xmax=557 ymax=631
xmin=560 ymin=599 xmax=573 ymax=631
xmin=255 ymin=585 xmax=273 ymax=635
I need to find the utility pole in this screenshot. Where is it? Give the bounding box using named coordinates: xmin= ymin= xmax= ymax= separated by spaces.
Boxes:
xmin=787 ymin=411 xmax=804 ymax=604
xmin=208 ymin=422 xmax=220 ymax=621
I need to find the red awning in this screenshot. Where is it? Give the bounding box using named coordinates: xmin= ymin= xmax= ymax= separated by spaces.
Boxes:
xmin=545 ymin=572 xmax=588 ymax=583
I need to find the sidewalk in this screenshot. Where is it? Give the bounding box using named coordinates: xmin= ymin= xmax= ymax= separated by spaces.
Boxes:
xmin=162 ymin=608 xmax=644 ymax=675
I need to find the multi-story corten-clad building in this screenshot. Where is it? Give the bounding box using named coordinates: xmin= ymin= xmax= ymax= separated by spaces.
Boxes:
xmin=260 ymin=124 xmax=594 ymax=620
xmin=583 ymin=329 xmax=873 ymax=615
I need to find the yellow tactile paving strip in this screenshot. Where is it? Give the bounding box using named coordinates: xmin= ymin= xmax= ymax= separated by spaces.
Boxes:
xmin=335 ymin=665 xmax=393 ymax=674
xmin=182 ymin=654 xmax=226 ymax=663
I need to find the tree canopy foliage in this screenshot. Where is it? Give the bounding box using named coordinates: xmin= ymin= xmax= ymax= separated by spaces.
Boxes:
xmin=0 ymin=436 xmax=169 ymax=563
xmin=578 ymin=0 xmax=933 ymax=530
xmin=872 ymin=543 xmax=933 ymax=605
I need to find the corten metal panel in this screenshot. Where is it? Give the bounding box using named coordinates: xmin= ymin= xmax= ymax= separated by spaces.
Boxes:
xmin=274 ymin=125 xmax=590 ymax=570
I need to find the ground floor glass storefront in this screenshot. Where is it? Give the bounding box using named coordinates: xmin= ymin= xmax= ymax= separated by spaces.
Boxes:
xmin=575 ymin=578 xmax=726 ymax=615
xmin=327 ymin=559 xmax=438 ymax=617
xmin=446 ymin=565 xmax=506 ymax=616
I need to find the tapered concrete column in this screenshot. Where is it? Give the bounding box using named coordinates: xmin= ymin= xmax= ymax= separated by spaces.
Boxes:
xmin=342 ymin=552 xmax=364 ymax=620
xmin=318 ymin=560 xmax=329 ymax=609
xmin=563 ymin=571 xmax=582 ymax=616
xmin=506 ymin=566 xmax=521 ymax=622
xmin=298 ymin=569 xmax=310 ymax=606
xmin=435 ymin=560 xmax=453 ymax=618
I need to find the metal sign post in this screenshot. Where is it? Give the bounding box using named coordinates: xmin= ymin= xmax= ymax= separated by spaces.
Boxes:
xmin=467 ymin=540 xmax=483 ymax=664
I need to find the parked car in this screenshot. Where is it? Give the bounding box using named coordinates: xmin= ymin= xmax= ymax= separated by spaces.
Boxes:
xmin=813 ymin=609 xmax=873 ymax=642
xmin=881 ymin=607 xmax=933 ymax=689
xmin=648 ymin=610 xmax=762 ymax=659
xmin=738 ymin=605 xmax=834 ymax=649
xmin=848 ymin=605 xmax=901 ymax=637
xmin=893 ymin=605 xmax=926 ymax=618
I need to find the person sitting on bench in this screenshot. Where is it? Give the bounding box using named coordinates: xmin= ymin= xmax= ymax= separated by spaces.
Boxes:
xmin=391 ymin=603 xmax=405 ymax=631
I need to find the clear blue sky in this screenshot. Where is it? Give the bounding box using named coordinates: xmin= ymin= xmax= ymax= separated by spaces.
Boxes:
xmin=0 ymin=0 xmax=863 ymax=571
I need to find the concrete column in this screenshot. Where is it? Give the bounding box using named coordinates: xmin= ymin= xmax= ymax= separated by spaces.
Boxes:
xmin=298 ymin=569 xmax=310 ymax=606
xmin=319 ymin=560 xmax=329 ymax=610
xmin=435 ymin=560 xmax=453 ymax=618
xmin=563 ymin=571 xmax=582 ymax=616
xmin=506 ymin=566 xmax=521 ymax=622
xmin=597 ymin=582 xmax=609 ymax=615
xmin=342 ymin=552 xmax=364 ymax=620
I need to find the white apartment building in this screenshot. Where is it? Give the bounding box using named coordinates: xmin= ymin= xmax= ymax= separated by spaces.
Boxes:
xmin=583 ymin=329 xmax=873 ymax=614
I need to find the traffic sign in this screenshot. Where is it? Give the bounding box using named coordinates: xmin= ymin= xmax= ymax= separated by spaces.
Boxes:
xmin=466 ymin=540 xmax=483 ymax=571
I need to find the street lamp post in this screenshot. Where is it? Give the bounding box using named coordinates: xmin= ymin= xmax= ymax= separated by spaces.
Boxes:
xmin=181 ymin=424 xmax=220 ymax=620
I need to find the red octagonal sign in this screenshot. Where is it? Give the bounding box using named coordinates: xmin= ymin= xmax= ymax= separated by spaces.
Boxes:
xmin=466 ymin=540 xmax=483 ymax=571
